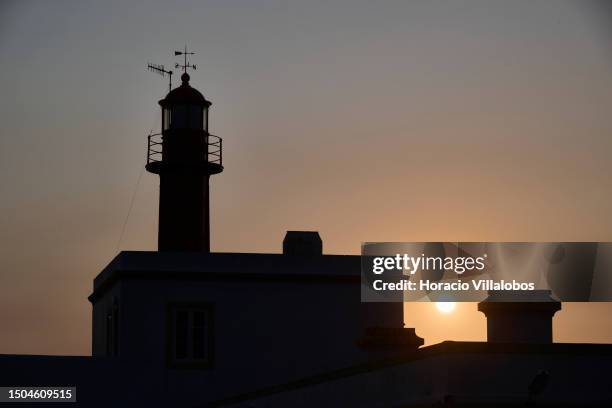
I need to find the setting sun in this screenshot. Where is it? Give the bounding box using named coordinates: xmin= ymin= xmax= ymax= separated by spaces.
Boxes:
xmin=436 ymin=302 xmax=456 ymax=314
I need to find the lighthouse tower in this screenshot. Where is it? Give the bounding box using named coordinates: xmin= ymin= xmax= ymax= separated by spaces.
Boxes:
xmin=145 ymin=71 xmax=223 ymax=252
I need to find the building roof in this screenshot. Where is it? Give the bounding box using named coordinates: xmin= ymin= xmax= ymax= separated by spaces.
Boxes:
xmin=203 ymin=340 xmax=612 ymax=407
xmin=89 ymin=251 xmax=361 ymax=303
xmin=159 ymin=73 xmax=211 ymax=107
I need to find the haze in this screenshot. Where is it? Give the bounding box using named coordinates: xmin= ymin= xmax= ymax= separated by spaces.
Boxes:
xmin=1 ymin=0 xmax=611 ymax=354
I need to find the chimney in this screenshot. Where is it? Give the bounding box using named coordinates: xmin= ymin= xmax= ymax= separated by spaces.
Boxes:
xmin=359 ymin=301 xmax=424 ymax=354
xmin=478 ymin=290 xmax=561 ymax=344
xmin=282 ymin=231 xmax=323 ymax=256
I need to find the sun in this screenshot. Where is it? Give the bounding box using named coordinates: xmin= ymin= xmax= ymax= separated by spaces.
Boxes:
xmin=436 ymin=302 xmax=456 ymax=314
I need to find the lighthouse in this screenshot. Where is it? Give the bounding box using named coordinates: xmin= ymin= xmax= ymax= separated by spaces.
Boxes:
xmin=145 ymin=68 xmax=223 ymax=252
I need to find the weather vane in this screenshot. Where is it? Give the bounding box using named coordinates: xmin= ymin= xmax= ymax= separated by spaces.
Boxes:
xmin=175 ymin=45 xmax=196 ymax=73
xmin=147 ymin=63 xmax=173 ymax=92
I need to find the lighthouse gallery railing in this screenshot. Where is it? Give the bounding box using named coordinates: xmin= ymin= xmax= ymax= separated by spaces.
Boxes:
xmin=147 ymin=132 xmax=222 ymax=167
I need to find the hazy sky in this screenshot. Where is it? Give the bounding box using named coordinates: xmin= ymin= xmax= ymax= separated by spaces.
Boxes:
xmin=1 ymin=0 xmax=612 ymax=354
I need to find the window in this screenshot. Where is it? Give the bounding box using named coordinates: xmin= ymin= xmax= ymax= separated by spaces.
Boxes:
xmin=163 ymin=105 xmax=206 ymax=131
xmin=163 ymin=107 xmax=172 ymax=131
xmin=187 ymin=106 xmax=203 ymax=130
xmin=105 ymin=299 xmax=119 ymax=357
xmin=167 ymin=303 xmax=214 ymax=368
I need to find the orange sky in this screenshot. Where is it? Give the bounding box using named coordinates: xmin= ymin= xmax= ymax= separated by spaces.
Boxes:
xmin=1 ymin=0 xmax=612 ymax=354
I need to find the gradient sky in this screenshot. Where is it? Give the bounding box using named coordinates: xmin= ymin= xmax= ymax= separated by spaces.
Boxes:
xmin=1 ymin=0 xmax=612 ymax=354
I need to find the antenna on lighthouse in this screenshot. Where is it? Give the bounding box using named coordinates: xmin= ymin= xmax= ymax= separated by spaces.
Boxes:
xmin=174 ymin=45 xmax=196 ymax=73
xmin=147 ymin=63 xmax=173 ymax=92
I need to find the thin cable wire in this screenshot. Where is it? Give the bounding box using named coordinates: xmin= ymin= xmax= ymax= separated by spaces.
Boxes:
xmin=114 ymin=122 xmax=156 ymax=253
xmin=115 ymin=164 xmax=145 ymax=252
xmin=113 ymin=82 xmax=165 ymax=254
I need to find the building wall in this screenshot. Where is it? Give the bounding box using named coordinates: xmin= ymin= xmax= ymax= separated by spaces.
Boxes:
xmin=0 ymin=355 xmax=145 ymax=407
xmin=92 ymin=275 xmax=403 ymax=406
xmin=91 ymin=282 xmax=122 ymax=357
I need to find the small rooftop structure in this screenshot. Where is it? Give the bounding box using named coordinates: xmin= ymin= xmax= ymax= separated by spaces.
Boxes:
xmin=282 ymin=231 xmax=323 ymax=256
xmin=478 ymin=290 xmax=561 ymax=344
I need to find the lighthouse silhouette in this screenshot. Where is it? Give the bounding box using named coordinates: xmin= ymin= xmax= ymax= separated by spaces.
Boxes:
xmin=145 ymin=71 xmax=223 ymax=252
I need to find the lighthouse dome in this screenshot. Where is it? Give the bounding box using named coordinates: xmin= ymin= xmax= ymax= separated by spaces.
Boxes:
xmin=160 ymin=73 xmax=211 ymax=107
